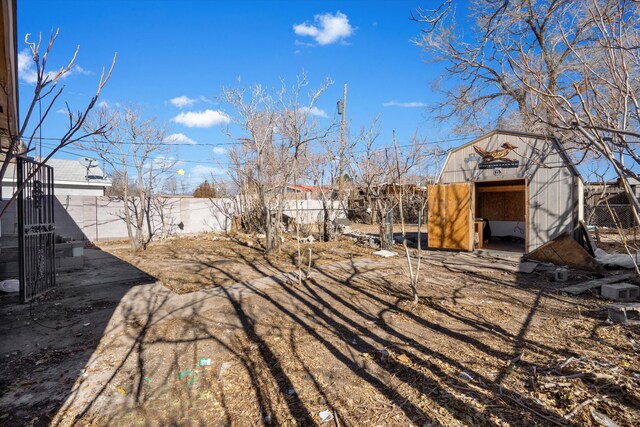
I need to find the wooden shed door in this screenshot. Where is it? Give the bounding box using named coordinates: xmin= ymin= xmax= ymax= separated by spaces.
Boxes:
xmin=428 ymin=183 xmax=473 ymax=251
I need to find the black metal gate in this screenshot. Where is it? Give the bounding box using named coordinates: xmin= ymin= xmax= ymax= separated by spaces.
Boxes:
xmin=17 ymin=157 xmax=56 ymax=303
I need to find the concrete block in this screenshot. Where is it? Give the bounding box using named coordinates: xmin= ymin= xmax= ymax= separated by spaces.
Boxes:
xmin=601 ymin=283 xmax=639 ymax=301
xmin=607 ymin=303 xmax=640 ymax=325
xmin=72 ymin=246 xmax=84 ymax=257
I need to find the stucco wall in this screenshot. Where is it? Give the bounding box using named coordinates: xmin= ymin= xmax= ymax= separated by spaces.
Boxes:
xmin=2 ymin=183 xmax=107 ymax=198
xmin=1 ymin=196 xmax=344 ymax=242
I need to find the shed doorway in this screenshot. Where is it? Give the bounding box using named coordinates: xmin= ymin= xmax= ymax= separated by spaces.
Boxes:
xmin=474 ymin=179 xmax=526 ymax=253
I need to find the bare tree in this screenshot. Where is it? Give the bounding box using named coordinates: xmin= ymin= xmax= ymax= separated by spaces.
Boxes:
xmin=0 ymin=30 xmax=116 ymax=216
xmin=222 ymin=73 xmax=333 ymax=252
xmin=349 ymin=122 xmax=426 ymax=301
xmin=303 ymin=136 xmax=348 ymax=242
xmin=413 ymin=0 xmax=597 ymax=133
xmin=349 ymin=117 xmax=396 ymax=248
xmin=81 ymin=106 xmax=175 ymax=250
xmin=417 ymin=0 xmax=640 ymax=257
xmin=391 ymin=132 xmax=425 ymax=303
xmin=512 ymin=0 xmax=640 ymax=224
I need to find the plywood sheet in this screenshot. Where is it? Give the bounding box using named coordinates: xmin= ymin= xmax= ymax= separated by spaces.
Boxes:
xmin=477 ymin=190 xmax=525 ymax=221
xmin=428 ymin=183 xmax=473 ymax=251
xmin=526 ymin=233 xmax=603 ymax=272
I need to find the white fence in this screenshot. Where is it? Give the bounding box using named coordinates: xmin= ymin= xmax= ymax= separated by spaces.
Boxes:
xmin=0 ymin=196 xmax=344 ymax=242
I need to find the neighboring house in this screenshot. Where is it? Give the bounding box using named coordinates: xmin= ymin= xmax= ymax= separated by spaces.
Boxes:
xmin=1 ymin=157 xmax=112 ymax=196
xmin=585 ymin=180 xmax=628 ymax=206
xmin=285 ymin=184 xmax=335 ymax=200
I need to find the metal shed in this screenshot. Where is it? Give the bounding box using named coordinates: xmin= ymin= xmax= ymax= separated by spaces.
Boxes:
xmin=429 ymin=129 xmax=584 ymax=253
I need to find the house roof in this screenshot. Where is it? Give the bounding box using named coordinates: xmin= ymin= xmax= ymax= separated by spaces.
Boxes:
xmin=439 ymin=129 xmax=583 ymax=182
xmin=286 ymin=184 xmax=333 ymax=193
xmin=1 ymin=157 xmax=112 ymax=186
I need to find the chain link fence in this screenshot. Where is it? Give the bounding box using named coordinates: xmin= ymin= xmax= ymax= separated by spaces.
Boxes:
xmin=585 ymin=204 xmax=636 ymax=229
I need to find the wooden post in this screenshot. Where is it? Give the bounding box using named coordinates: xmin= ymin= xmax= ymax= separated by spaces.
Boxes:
xmin=338 ymin=83 xmax=348 ymax=201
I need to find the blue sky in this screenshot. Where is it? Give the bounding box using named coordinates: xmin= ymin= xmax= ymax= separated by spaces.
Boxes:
xmin=17 ymin=1 xmax=460 ymax=188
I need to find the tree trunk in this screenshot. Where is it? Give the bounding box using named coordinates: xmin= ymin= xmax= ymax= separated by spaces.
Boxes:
xmin=122 ymin=167 xmax=138 ymax=251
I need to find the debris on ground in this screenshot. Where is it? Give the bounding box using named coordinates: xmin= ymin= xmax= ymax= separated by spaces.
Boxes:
xmin=553 ymin=266 xmax=569 ymax=282
xmin=218 ymin=362 xmax=233 ymax=380
xmin=372 ymin=250 xmax=397 ymax=257
xmin=318 ymin=410 xmax=334 ymax=423
xmin=458 ymin=371 xmax=474 ymax=381
xmin=178 ymin=369 xmax=195 ymax=380
xmin=298 ymin=235 xmax=316 ymax=244
xmin=606 ymin=303 xmax=640 ymax=325
xmin=561 ymin=273 xmax=635 ymax=295
xmin=590 ymin=407 xmax=620 ymax=427
xmin=0 ymin=279 xmax=19 ymax=293
xmin=595 ymin=248 xmax=640 ymax=270
xmin=601 ymin=283 xmax=639 ymax=301
xmin=527 ymin=233 xmax=603 ymax=271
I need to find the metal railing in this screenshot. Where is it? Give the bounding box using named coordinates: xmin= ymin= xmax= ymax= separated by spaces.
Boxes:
xmin=17 ymin=157 xmax=56 ymax=303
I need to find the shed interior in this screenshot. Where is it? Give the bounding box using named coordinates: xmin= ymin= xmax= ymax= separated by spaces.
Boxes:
xmin=474 ymin=179 xmax=526 ymax=253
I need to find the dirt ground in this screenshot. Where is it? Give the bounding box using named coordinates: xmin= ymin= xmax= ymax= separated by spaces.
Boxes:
xmin=101 ymin=233 xmax=373 ymax=294
xmin=1 ymin=232 xmax=639 ymax=426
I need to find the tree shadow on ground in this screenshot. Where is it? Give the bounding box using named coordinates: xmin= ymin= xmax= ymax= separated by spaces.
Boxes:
xmin=41 ymin=238 xmax=639 ymax=427
xmin=0 ymin=248 xmax=156 ymax=426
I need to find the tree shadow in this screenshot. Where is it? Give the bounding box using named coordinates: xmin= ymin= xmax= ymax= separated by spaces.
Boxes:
xmin=0 ymin=247 xmax=156 ymax=426
xmin=10 ymin=235 xmax=636 ymax=426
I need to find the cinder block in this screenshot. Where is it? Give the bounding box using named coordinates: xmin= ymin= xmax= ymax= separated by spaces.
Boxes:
xmin=607 ymin=303 xmax=640 ymax=325
xmin=72 ymin=246 xmax=84 ymax=257
xmin=601 ymin=283 xmax=639 ymax=301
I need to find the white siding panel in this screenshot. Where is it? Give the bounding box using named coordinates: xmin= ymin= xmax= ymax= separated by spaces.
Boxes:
xmin=439 ymin=132 xmax=577 ymax=252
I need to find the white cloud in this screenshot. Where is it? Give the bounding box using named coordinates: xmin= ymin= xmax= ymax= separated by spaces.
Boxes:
xmin=172 ymin=109 xmax=231 ymax=128
xmin=18 ymin=50 xmax=37 ymax=84
xmin=212 ymin=146 xmax=226 ymax=155
xmin=98 ymin=100 xmax=110 ymax=109
xmin=383 ymin=101 xmax=427 ymax=108
xmin=301 ymin=106 xmax=328 ymax=118
xmin=293 ymin=11 xmax=354 ymax=46
xmin=166 ymin=133 xmax=198 ymax=145
xmin=18 ymin=48 xmax=91 ymax=85
xmin=198 ymin=95 xmax=215 ymax=105
xmin=169 ymin=96 xmax=197 ymax=108
xmin=55 ymin=108 xmax=67 ymax=114
xmin=74 ymin=65 xmax=92 ymax=76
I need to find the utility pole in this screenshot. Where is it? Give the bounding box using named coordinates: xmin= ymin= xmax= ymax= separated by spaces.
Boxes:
xmin=338 ymin=83 xmax=347 ymax=201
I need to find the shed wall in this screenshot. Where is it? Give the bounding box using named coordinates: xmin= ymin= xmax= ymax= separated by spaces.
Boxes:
xmin=438 ymin=132 xmax=576 ymax=252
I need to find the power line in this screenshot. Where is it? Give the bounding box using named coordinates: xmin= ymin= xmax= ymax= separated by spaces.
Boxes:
xmin=38 ymin=141 xmax=231 ymax=168
xmin=35 ymin=134 xmax=474 ymax=154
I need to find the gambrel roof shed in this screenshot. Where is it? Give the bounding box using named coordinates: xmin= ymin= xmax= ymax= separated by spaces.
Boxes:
xmin=431 ymin=129 xmax=584 ymax=253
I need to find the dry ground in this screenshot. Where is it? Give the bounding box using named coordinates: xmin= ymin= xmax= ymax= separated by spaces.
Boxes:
xmin=102 ymin=233 xmax=373 ymax=294
xmin=1 ymin=233 xmax=639 ymax=426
